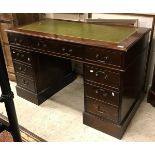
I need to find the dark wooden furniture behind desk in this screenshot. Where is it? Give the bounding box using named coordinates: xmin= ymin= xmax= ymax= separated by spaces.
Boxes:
xmin=6 ymin=19 xmax=150 ymax=139
xmin=0 ymin=13 xmax=43 ymax=81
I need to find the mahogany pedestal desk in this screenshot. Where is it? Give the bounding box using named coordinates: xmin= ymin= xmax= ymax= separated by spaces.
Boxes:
xmin=6 ymin=19 xmax=150 ymax=139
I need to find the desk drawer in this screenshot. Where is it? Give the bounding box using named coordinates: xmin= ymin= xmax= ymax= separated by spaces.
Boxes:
xmin=8 ymin=33 xmax=30 ymax=46
xmin=85 ymin=97 xmax=118 ymax=122
xmin=85 ymin=83 xmax=119 ymax=106
xmin=16 ymin=75 xmax=36 ymax=92
xmin=11 ymin=48 xmax=32 ymax=64
xmin=14 ymin=61 xmax=33 ymax=78
xmin=85 ymin=46 xmax=122 ymax=67
xmin=56 ymin=42 xmax=84 ymax=60
xmin=30 ymin=37 xmax=57 ymax=52
xmin=84 ymin=64 xmax=120 ymax=89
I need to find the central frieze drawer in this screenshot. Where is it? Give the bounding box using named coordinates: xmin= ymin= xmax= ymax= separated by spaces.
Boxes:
xmin=84 ymin=64 xmax=120 ymax=89
xmin=16 ymin=75 xmax=36 ymax=92
xmin=85 ymin=97 xmax=119 ymax=122
xmin=85 ymin=83 xmax=120 ymax=106
xmin=85 ymin=46 xmax=122 ymax=67
xmin=30 ymin=37 xmax=57 ymax=52
xmin=56 ymin=42 xmax=84 ymax=60
xmin=14 ymin=61 xmax=34 ymax=78
xmin=11 ymin=47 xmax=32 ymax=64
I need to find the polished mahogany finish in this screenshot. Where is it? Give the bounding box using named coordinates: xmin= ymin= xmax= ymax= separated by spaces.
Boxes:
xmin=6 ymin=19 xmax=150 ymax=139
xmin=84 ymin=64 xmax=120 ymax=89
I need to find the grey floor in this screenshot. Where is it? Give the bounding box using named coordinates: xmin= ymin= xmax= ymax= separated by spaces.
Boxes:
xmin=0 ymin=76 xmax=155 ymax=141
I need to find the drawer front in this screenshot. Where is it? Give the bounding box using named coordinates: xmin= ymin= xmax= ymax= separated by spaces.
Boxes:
xmin=56 ymin=42 xmax=84 ymax=60
xmin=85 ymin=46 xmax=122 ymax=67
xmin=84 ymin=64 xmax=120 ymax=89
xmin=85 ymin=97 xmax=118 ymax=122
xmin=8 ymin=32 xmax=57 ymax=52
xmin=16 ymin=75 xmax=36 ymax=92
xmin=11 ymin=48 xmax=32 ymax=64
xmin=14 ymin=62 xmax=33 ymax=78
xmin=30 ymin=37 xmax=57 ymax=52
xmin=8 ymin=33 xmax=30 ymax=46
xmin=85 ymin=83 xmax=119 ymax=106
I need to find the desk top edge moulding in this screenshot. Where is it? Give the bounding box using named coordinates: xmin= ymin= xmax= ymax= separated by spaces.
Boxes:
xmin=6 ymin=18 xmax=151 ymax=139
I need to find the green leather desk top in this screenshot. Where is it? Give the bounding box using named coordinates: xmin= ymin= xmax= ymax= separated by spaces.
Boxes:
xmin=19 ymin=19 xmax=137 ymax=44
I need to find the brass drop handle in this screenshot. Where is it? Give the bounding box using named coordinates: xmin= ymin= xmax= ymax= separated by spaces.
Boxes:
xmin=22 ymin=79 xmax=29 ymax=86
xmin=95 ymin=90 xmax=99 ymax=94
xmin=104 ymin=74 xmax=108 ymax=80
xmin=19 ymin=39 xmax=22 ymax=43
xmin=43 ymin=44 xmax=47 ymax=47
xmin=18 ymin=66 xmax=22 ymax=71
xmin=37 ymin=42 xmax=40 ymax=47
xmin=62 ymin=48 xmax=72 ymax=56
xmin=16 ymin=53 xmax=20 ymax=57
xmin=95 ymin=54 xmax=100 ymax=59
xmin=102 ymin=56 xmax=109 ymax=62
xmin=21 ymin=54 xmax=25 ymax=58
xmin=23 ymin=68 xmax=27 ymax=72
xmin=14 ymin=38 xmax=17 ymax=42
xmin=97 ymin=106 xmax=106 ymax=114
xmin=68 ymin=49 xmax=73 ymax=53
xmin=95 ymin=71 xmax=105 ymax=77
xmin=62 ymin=48 xmax=66 ymax=52
xmin=97 ymin=56 xmax=109 ymax=63
xmin=95 ymin=71 xmax=108 ymax=80
xmin=95 ymin=89 xmax=108 ymax=97
xmin=18 ymin=66 xmax=27 ymax=72
xmin=102 ymin=92 xmax=108 ymax=97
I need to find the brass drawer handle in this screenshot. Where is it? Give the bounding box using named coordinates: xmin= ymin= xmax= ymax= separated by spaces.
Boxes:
xmin=95 ymin=71 xmax=108 ymax=80
xmin=95 ymin=90 xmax=99 ymax=94
xmin=18 ymin=66 xmax=27 ymax=72
xmin=97 ymin=106 xmax=106 ymax=114
xmin=16 ymin=53 xmax=20 ymax=57
xmin=18 ymin=66 xmax=22 ymax=71
xmin=95 ymin=54 xmax=100 ymax=59
xmin=43 ymin=44 xmax=47 ymax=48
xmin=95 ymin=89 xmax=108 ymax=97
xmin=68 ymin=49 xmax=73 ymax=53
xmin=62 ymin=48 xmax=66 ymax=52
xmin=18 ymin=39 xmax=23 ymax=43
xmin=21 ymin=54 xmax=25 ymax=58
xmin=21 ymin=79 xmax=29 ymax=86
xmin=97 ymin=56 xmax=109 ymax=63
xmin=62 ymin=48 xmax=73 ymax=56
